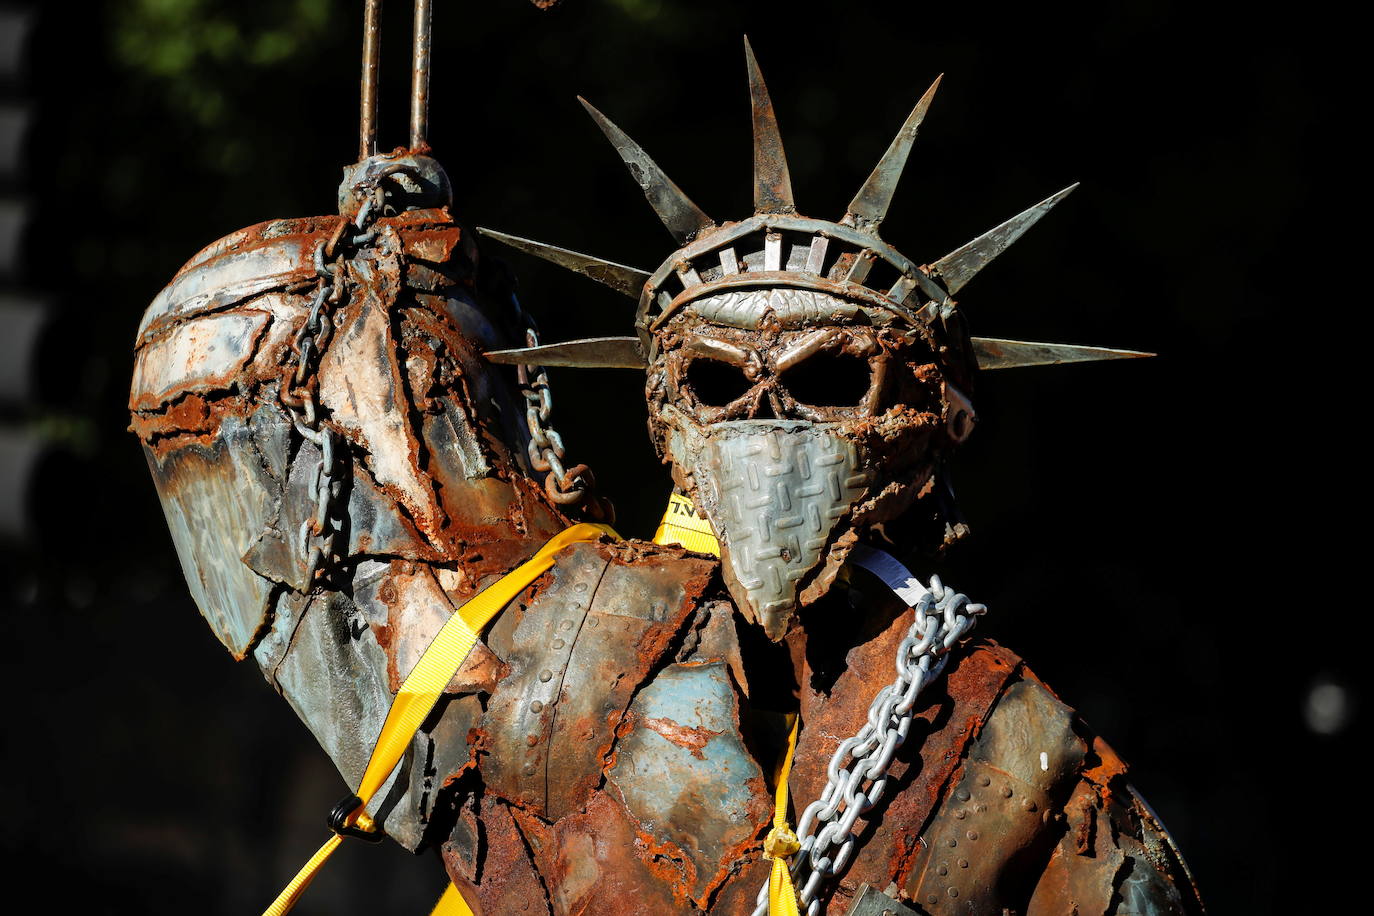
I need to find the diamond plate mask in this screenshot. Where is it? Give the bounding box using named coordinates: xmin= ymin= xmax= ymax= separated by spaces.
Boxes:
xmin=668 ymin=418 xmax=872 ymax=639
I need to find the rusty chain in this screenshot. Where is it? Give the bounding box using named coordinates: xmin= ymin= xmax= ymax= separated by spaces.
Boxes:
xmin=280 ymin=165 xmax=609 ymax=586
xmin=278 ymin=178 xmax=393 ymax=587
xmin=512 ymin=321 xmax=613 ymax=524
xmin=753 ymin=572 xmax=987 ymax=916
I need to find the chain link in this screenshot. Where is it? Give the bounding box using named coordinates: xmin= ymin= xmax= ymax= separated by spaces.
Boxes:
xmin=277 ymin=179 xmax=392 ymax=588
xmin=752 ymin=576 xmax=988 ymax=916
xmin=512 ymin=322 xmax=613 ymax=524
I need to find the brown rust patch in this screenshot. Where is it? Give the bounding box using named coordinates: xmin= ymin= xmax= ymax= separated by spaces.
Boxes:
xmin=129 ymin=391 xmax=253 ymax=453
xmin=1081 ymin=735 xmax=1130 ymax=798
xmin=641 ymin=715 xmax=721 ymax=760
xmin=507 ymin=793 xmax=685 ymax=915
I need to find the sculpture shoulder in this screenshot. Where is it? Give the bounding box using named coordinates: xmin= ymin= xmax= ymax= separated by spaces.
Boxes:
xmin=129 ymin=207 xmax=567 ymax=655
xmin=904 ymin=657 xmax=1205 ymax=915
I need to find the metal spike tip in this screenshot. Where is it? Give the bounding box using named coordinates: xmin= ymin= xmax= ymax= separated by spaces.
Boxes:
xmin=743 ymin=37 xmax=795 ymax=215
xmin=971 ymin=336 xmax=1154 ymax=371
xmin=929 ymin=183 xmax=1079 ymax=296
xmin=485 ymin=336 xmax=647 ymax=369
xmin=476 ymin=228 xmax=650 ymax=299
xmin=845 ymin=75 xmax=942 ymax=232
xmin=577 ymin=96 xmax=715 ymax=245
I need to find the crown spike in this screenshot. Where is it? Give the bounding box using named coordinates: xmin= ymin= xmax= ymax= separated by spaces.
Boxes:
xmin=929 ymin=184 xmax=1078 ymax=296
xmin=744 ymin=37 xmax=795 ymax=215
xmin=477 ymin=228 xmax=650 ymax=299
xmin=485 ymin=336 xmax=647 ymax=369
xmin=845 ymin=76 xmax=942 ymax=233
xmin=972 ymin=336 xmax=1153 ymax=370
xmin=578 ymin=96 xmax=714 ymax=245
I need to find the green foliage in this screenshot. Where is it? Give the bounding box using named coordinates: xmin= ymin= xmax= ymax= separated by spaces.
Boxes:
xmin=110 ymin=0 xmax=332 ymax=167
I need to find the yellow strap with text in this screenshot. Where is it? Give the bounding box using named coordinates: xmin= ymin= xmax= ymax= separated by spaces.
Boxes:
xmin=653 ymin=491 xmax=721 ymax=556
xmin=263 ymin=522 xmax=618 ymax=916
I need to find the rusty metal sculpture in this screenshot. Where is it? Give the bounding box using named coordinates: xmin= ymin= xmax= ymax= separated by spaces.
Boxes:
xmin=130 ymin=4 xmax=1203 ymax=913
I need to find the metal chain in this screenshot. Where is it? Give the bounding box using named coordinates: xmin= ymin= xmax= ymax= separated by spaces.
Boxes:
xmin=752 ymin=576 xmax=988 ymax=916
xmin=278 ymin=181 xmax=389 ymax=587
xmin=512 ymin=319 xmax=612 ymax=523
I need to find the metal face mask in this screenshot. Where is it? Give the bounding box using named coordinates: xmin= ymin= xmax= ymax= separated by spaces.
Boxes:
xmin=477 ymin=39 xmax=1150 ymax=640
xmin=647 ymin=290 xmax=956 ymax=637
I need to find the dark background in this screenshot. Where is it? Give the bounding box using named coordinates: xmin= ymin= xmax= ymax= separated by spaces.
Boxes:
xmin=1 ymin=0 xmax=1359 ymax=913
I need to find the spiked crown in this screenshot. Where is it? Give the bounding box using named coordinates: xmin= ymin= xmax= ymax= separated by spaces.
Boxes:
xmin=480 ymin=38 xmax=1149 ymax=373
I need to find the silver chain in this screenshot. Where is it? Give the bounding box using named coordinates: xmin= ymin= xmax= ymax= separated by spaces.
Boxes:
xmin=278 ymin=181 xmax=389 ymax=587
xmin=752 ymin=576 xmax=988 ymax=916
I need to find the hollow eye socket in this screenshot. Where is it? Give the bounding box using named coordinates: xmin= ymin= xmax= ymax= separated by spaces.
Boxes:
xmin=686 ymin=358 xmax=754 ymax=406
xmin=781 ymin=351 xmax=872 ymax=407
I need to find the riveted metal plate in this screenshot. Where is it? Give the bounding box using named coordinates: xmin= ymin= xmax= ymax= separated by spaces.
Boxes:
xmin=544 ymin=550 xmax=714 ymax=820
xmin=907 ymin=679 xmax=1088 ymax=912
xmin=845 ymin=883 xmax=922 ymax=916
xmin=479 ymin=541 xmax=610 ymax=815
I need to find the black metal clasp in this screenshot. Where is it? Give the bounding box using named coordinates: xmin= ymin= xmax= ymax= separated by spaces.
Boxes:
xmin=328 ymin=794 xmax=383 ymax=843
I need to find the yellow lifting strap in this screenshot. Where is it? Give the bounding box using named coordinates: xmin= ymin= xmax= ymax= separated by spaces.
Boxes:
xmin=653 ymin=491 xmax=721 ymax=556
xmin=262 ymin=522 xmax=618 ymax=916
xmin=765 ymin=716 xmax=803 ymax=916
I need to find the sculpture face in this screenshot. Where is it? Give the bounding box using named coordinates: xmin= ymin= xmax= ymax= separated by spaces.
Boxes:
xmin=474 ymin=42 xmax=1148 ymax=639
xmin=646 ymin=288 xmax=972 ymax=639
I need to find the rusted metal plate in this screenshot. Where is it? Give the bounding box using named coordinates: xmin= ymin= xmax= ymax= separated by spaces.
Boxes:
xmin=478 ymin=541 xmax=609 ymax=815
xmin=141 ymin=412 xmax=279 ymax=658
xmin=342 ymin=456 xmax=434 ymax=560
xmin=544 ymin=548 xmax=714 ymax=820
xmin=788 ymin=629 xmax=1022 ymax=901
xmin=607 ymin=660 xmax=772 ymax=908
xmin=130 ymin=310 xmax=269 ymax=410
xmin=316 ymin=247 xmax=443 ymax=540
xmin=444 ymin=796 xmax=552 ymax=916
xmin=392 ymin=208 xmax=464 ymax=264
xmin=1025 ymin=783 xmax=1124 ymax=916
xmin=270 ymin=590 xmax=398 ymax=820
xmin=508 ymin=791 xmax=685 ymax=916
xmin=137 ymin=215 xmax=344 ymax=341
xmin=353 ymin=559 xmax=462 ymax=692
xmin=269 ymin=585 xmax=480 ymax=852
xmin=906 ymin=678 xmax=1088 ymax=912
xmin=241 ymin=434 xmax=324 ymax=592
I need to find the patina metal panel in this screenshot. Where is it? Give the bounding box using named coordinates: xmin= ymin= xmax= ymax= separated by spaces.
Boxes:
xmin=142 ymin=412 xmax=278 ymax=658
xmin=607 ymin=661 xmax=771 ymax=908
xmin=270 ymin=587 xmax=461 ymax=852
xmin=544 ymin=549 xmax=714 ymax=821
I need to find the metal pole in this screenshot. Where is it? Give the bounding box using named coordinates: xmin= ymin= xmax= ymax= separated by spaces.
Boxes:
xmin=410 ymin=0 xmax=432 ymax=150
xmin=359 ymin=0 xmax=383 ymax=160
